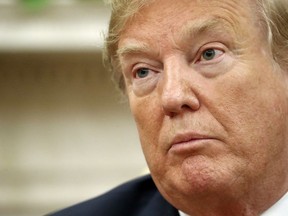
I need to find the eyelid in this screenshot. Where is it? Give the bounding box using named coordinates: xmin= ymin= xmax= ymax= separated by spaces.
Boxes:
xmin=132 ymin=63 xmax=160 ymax=79
xmin=121 ymin=55 xmax=159 ymax=77
xmin=132 ymin=64 xmax=149 ymax=78
xmin=134 ymin=67 xmax=150 ymax=79
xmin=194 ymin=43 xmax=226 ymax=64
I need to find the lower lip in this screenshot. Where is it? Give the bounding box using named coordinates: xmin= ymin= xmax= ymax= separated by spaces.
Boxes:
xmin=169 ymin=139 xmax=212 ymax=154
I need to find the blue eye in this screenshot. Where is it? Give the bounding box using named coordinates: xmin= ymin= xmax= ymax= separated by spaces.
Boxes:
xmin=202 ymin=49 xmax=216 ymax=61
xmin=136 ymin=68 xmax=150 ymax=78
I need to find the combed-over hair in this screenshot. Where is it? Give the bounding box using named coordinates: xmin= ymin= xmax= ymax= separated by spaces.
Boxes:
xmin=103 ymin=0 xmax=288 ymax=92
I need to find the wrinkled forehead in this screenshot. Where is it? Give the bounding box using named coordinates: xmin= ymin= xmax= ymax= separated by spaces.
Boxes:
xmin=122 ymin=0 xmax=256 ymax=28
xmin=118 ymin=0 xmax=263 ymax=55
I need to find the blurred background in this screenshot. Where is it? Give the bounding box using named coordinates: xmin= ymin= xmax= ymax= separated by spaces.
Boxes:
xmin=0 ymin=1 xmax=147 ymax=215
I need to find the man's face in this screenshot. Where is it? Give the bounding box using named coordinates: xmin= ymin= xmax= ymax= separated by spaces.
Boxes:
xmin=118 ymin=0 xmax=288 ymax=214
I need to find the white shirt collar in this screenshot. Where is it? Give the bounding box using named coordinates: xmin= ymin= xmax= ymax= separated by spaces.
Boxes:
xmin=179 ymin=210 xmax=188 ymax=216
xmin=178 ymin=192 xmax=288 ymax=216
xmin=261 ymin=192 xmax=288 ymax=216
xmin=179 ymin=210 xmax=189 ymax=216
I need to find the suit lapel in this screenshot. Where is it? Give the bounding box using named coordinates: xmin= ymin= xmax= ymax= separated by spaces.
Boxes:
xmin=138 ymin=190 xmax=179 ymax=216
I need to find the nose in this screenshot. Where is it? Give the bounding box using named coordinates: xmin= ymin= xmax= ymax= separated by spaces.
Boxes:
xmin=160 ymin=60 xmax=200 ymax=117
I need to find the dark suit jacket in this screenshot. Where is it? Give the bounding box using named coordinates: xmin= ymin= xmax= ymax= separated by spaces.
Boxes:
xmin=48 ymin=175 xmax=179 ymax=216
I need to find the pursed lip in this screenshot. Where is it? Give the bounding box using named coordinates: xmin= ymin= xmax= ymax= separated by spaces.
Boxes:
xmin=169 ymin=132 xmax=214 ymax=153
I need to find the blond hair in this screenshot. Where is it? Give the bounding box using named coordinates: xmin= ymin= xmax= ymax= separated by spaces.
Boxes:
xmin=260 ymin=0 xmax=288 ymax=68
xmin=103 ymin=0 xmax=288 ymax=91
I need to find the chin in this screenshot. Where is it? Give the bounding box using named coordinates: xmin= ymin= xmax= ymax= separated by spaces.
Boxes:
xmin=158 ymin=155 xmax=244 ymax=199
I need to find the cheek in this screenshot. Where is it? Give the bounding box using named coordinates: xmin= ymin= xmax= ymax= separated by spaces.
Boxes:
xmin=129 ymin=93 xmax=164 ymax=158
xmin=211 ymin=65 xmax=288 ymax=160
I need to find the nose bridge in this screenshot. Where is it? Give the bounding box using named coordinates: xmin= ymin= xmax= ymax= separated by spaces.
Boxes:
xmin=159 ymin=57 xmax=200 ymax=115
xmin=162 ymin=60 xmax=185 ymax=98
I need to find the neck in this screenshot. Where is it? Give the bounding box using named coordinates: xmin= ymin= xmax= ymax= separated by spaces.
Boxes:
xmin=182 ymin=196 xmax=257 ymax=216
xmin=175 ymin=182 xmax=288 ymax=216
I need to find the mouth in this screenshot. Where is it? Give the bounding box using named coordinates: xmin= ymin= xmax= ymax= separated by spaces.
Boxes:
xmin=169 ymin=132 xmax=215 ymax=154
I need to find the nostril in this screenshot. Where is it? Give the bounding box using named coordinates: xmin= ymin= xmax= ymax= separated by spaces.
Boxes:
xmin=180 ymin=104 xmax=191 ymax=111
xmin=162 ymin=106 xmax=177 ymax=118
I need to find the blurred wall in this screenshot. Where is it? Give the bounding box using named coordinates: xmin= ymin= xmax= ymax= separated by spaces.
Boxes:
xmin=0 ymin=2 xmax=147 ymax=216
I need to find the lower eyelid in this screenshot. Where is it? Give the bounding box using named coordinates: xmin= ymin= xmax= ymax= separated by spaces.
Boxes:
xmin=197 ymin=51 xmax=225 ymax=65
xmin=134 ymin=66 xmax=161 ymax=77
xmin=132 ymin=71 xmax=160 ymax=93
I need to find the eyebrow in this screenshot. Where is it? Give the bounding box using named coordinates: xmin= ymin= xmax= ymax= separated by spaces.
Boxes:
xmin=117 ymin=41 xmax=152 ymax=59
xmin=117 ymin=17 xmax=234 ymax=58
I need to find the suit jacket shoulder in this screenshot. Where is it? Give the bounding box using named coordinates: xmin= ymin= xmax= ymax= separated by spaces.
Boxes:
xmin=47 ymin=175 xmax=179 ymax=216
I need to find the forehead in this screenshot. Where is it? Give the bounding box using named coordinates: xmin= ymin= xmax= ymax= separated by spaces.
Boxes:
xmin=118 ymin=0 xmax=260 ymax=53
